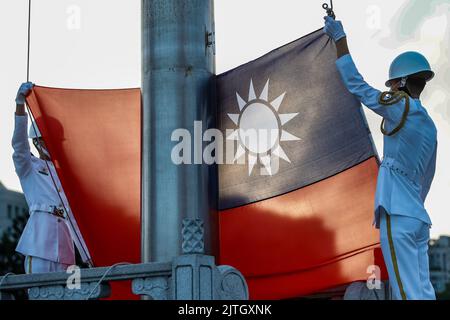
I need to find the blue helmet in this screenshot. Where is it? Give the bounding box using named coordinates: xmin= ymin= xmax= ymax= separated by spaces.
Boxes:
xmin=385 ymin=51 xmax=434 ymax=87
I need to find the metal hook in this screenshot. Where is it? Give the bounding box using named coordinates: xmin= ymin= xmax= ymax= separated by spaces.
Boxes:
xmin=322 ymin=0 xmax=336 ymax=19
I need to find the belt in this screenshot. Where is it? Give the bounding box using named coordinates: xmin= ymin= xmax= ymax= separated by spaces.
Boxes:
xmin=381 ymin=157 xmax=421 ymax=185
xmin=30 ymin=204 xmax=56 ymax=213
xmin=33 ymin=206 xmax=66 ymax=219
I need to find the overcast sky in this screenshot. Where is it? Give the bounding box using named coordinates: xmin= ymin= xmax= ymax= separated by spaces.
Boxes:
xmin=0 ymin=0 xmax=449 ymax=238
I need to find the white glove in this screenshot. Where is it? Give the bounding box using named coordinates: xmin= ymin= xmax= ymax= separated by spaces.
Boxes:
xmin=15 ymin=82 xmax=34 ymax=105
xmin=324 ymin=16 xmax=346 ymax=42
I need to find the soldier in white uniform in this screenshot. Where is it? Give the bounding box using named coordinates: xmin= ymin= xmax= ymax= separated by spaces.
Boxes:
xmin=13 ymin=82 xmax=91 ymax=274
xmin=324 ymin=17 xmax=437 ymax=300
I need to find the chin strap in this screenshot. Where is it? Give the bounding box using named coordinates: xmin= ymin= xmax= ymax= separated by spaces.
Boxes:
xmin=400 ymin=77 xmax=408 ymax=88
xmin=379 ymin=91 xmax=410 ymax=136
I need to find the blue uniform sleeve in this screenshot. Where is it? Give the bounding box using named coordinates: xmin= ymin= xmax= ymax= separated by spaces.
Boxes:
xmin=12 ymin=115 xmax=32 ymax=178
xmin=335 ymin=54 xmax=405 ymax=123
xmin=420 ymin=141 xmax=437 ymax=202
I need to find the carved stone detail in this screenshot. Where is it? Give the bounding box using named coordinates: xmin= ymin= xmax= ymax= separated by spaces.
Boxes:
xmin=181 ymin=218 xmax=205 ymax=254
xmin=132 ymin=277 xmax=170 ymax=300
xmin=217 ymin=265 xmax=249 ymax=300
xmin=1 ymin=255 xmax=249 ymax=301
xmin=28 ymin=282 xmax=110 ymax=300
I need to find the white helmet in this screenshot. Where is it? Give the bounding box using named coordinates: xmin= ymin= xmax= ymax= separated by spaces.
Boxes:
xmin=28 ymin=121 xmax=42 ymax=139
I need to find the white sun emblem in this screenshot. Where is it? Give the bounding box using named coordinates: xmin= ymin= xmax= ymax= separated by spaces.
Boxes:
xmin=227 ymin=79 xmax=301 ymax=175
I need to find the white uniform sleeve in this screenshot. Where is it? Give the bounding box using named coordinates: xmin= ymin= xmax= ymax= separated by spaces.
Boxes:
xmin=421 ymin=141 xmax=437 ymax=202
xmin=335 ymin=54 xmax=405 ymax=123
xmin=12 ymin=115 xmax=33 ymax=178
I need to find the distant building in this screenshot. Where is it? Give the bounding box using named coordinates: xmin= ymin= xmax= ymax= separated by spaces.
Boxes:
xmin=0 ymin=181 xmax=28 ymax=236
xmin=429 ymin=236 xmax=450 ymax=294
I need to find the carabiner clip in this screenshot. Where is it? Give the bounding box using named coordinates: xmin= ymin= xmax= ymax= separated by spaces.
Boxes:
xmin=322 ymin=0 xmax=336 ymax=19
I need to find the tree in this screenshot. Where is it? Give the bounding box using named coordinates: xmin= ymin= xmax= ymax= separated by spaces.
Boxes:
xmin=437 ymin=283 xmax=450 ymax=300
xmin=0 ymin=210 xmax=28 ymax=299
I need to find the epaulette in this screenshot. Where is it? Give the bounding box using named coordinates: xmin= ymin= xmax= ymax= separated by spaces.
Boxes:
xmin=378 ymin=91 xmax=408 ymax=105
xmin=378 ymin=91 xmax=410 ymax=136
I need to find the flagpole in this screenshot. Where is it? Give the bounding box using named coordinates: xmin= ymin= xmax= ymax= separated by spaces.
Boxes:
xmin=141 ymin=0 xmax=218 ymax=263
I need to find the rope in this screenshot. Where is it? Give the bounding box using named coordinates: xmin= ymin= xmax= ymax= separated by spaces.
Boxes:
xmin=24 ymin=0 xmax=93 ymax=268
xmin=0 ymin=273 xmax=15 ymax=289
xmin=27 ymin=0 xmax=31 ymax=82
xmin=322 ymin=0 xmax=336 ymax=19
xmin=378 ymin=91 xmax=410 ymax=136
xmin=85 ymin=262 xmax=131 ymax=300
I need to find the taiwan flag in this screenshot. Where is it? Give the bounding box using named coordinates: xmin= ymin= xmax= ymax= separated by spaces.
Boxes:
xmin=217 ymin=29 xmax=387 ymax=299
xmin=25 ymin=28 xmax=387 ymax=300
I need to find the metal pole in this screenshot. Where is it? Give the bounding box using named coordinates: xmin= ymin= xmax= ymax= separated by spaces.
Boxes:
xmin=141 ymin=0 xmax=217 ymax=263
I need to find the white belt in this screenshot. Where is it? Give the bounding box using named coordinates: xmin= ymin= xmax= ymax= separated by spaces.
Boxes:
xmin=29 ymin=204 xmax=62 ymax=213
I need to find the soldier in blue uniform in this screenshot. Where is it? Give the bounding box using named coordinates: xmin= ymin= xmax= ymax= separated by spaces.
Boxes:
xmin=324 ymin=17 xmax=437 ymax=300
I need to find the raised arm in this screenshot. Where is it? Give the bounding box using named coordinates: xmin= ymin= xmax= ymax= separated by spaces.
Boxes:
xmin=323 ymin=17 xmax=405 ymax=123
xmin=12 ymin=82 xmax=34 ymax=178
